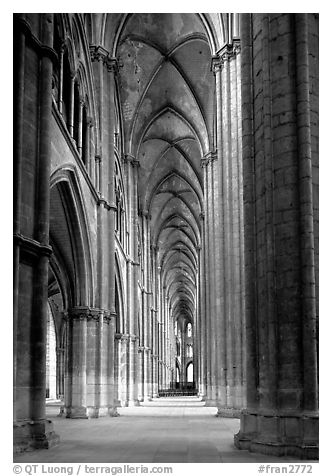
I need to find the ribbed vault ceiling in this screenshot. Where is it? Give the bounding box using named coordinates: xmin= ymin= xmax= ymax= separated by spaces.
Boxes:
xmin=116 ymin=13 xmax=215 ymax=329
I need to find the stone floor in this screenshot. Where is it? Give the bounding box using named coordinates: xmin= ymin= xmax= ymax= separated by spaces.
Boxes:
xmin=14 ymin=397 xmax=310 ymax=463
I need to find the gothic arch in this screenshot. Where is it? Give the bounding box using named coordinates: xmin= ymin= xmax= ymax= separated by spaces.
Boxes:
xmin=50 ymin=167 xmax=94 ymax=306
xmin=114 ymin=251 xmax=125 ymax=334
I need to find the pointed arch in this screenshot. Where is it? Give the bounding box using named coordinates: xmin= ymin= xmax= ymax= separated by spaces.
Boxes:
xmin=50 ymin=167 xmax=94 ymax=306
xmin=114 ymin=251 xmax=125 ymax=334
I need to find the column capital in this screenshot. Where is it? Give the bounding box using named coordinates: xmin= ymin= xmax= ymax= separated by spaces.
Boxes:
xmin=87 ymin=117 xmax=94 ymax=128
xmin=14 ymin=232 xmax=53 ymax=260
xmin=200 ymin=150 xmax=217 ymax=167
xmin=124 ymin=153 xmax=140 ymax=168
xmin=105 ymin=56 xmax=120 ymax=74
xmin=103 ymin=311 xmax=114 ymax=324
xmin=98 ymin=194 xmax=112 ymax=210
xmin=139 ymin=209 xmax=151 ymax=219
xmin=212 ymin=39 xmax=241 ymax=72
xmin=90 ymin=45 xmax=121 ymax=73
xmin=68 ymin=307 xmax=104 ymax=321
xmin=120 ymin=334 xmax=130 ymax=343
xmin=90 ymin=45 xmax=109 ymax=62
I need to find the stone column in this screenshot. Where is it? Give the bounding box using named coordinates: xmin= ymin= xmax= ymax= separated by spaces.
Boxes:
xmin=137 ymin=346 xmax=144 ymax=402
xmin=151 ymin=309 xmax=159 ymax=398
xmin=125 ymin=155 xmax=140 ymax=405
xmin=68 ymin=76 xmax=75 ymax=137
xmin=211 ymin=40 xmax=245 ymax=417
xmin=58 ymin=43 xmax=65 ymax=115
xmin=77 ymin=99 xmax=83 ymax=156
xmin=120 ymin=335 xmax=129 ymax=406
xmin=105 ymin=313 xmax=119 ymax=416
xmin=66 ymin=309 xmax=88 ymax=418
xmin=56 ymin=346 xmax=65 ymax=399
xmin=105 ymin=56 xmax=119 ymax=416
xmin=203 ymin=155 xmax=218 ymax=405
xmin=13 ymin=13 xmax=59 ymax=452
xmin=88 ymin=119 xmax=95 ymax=181
xmin=114 ymin=334 xmax=122 ymax=406
xmin=63 ymin=307 xmax=116 ymax=418
xmin=197 ymin=216 xmax=207 ymax=399
xmin=142 ymin=210 xmax=152 ymax=400
xmin=234 ymin=13 xmax=318 ymax=459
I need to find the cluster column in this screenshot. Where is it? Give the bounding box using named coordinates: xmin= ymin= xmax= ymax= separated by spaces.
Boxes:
xmin=205 ymin=40 xmax=246 ymax=416
xmin=13 ymin=14 xmax=59 ymax=452
xmin=141 ymin=210 xmax=153 ymax=401
xmin=125 ymin=154 xmax=140 ymax=406
xmin=64 ymin=308 xmax=116 ymax=418
xmin=234 ymin=13 xmax=318 ymax=459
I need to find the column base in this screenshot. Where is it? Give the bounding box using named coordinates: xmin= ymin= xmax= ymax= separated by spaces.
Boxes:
xmin=65 ymin=406 xmax=88 ymax=418
xmin=14 ymin=419 xmax=60 ymax=453
xmin=127 ymin=399 xmax=140 ymax=407
xmin=216 ymin=407 xmax=241 ymax=418
xmin=204 ymin=399 xmax=218 ymax=407
xmin=87 ymin=406 xmax=118 ymax=418
xmin=140 ymin=397 xmax=153 ymax=403
xmin=234 ymin=410 xmax=319 ymax=460
xmin=108 ymin=407 xmax=120 ymax=417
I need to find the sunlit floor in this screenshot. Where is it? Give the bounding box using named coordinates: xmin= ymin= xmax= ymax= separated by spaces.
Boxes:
xmin=14 ymin=397 xmax=306 ymax=463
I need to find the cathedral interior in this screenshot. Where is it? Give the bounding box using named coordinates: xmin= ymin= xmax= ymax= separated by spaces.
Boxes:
xmin=13 ymin=13 xmax=319 ymax=462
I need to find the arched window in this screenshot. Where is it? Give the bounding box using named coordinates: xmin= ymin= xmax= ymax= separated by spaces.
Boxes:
xmin=176 ymin=363 xmax=180 ymax=383
xmin=187 ymin=322 xmax=192 ymax=337
xmin=187 ymin=363 xmax=193 ymax=383
xmin=62 ymin=50 xmax=72 ymax=127
xmin=46 ymin=303 xmax=57 ymax=399
xmin=82 ymin=104 xmax=88 ymax=166
xmin=176 ymin=340 xmax=180 ymax=357
xmin=187 ymin=344 xmax=193 ymax=358
xmin=73 ymin=81 xmax=80 ymax=147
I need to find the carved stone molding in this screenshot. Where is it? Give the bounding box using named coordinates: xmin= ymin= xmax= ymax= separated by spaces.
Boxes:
xmin=120 ymin=334 xmax=130 ymax=343
xmin=15 ymin=15 xmax=58 ymax=65
xmin=212 ymin=39 xmax=241 ymax=73
xmin=89 ymin=45 xmax=108 ymax=63
xmin=90 ymin=45 xmax=120 ymax=74
xmin=103 ymin=313 xmax=113 ymax=325
xmin=124 ymin=153 xmax=140 ymax=168
xmin=105 ymin=57 xmax=119 ymax=74
xmin=200 ymin=150 xmax=217 ymax=167
xmin=98 ymin=195 xmax=111 ymax=210
xmin=15 ymin=233 xmax=53 ymax=262
xmin=69 ymin=307 xmax=108 ymax=322
xmin=139 ymin=209 xmax=151 ymax=220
